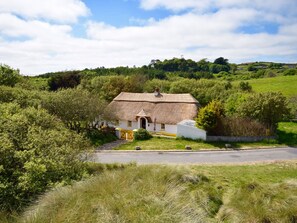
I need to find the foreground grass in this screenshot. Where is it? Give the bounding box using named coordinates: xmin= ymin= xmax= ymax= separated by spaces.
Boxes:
xmin=238 ymin=75 xmax=297 ymax=97
xmin=15 ymin=161 xmax=297 ymax=223
xmin=115 ymin=122 xmax=297 ymax=150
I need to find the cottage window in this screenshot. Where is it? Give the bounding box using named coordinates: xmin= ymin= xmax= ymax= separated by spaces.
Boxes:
xmin=161 ymin=123 xmax=165 ymax=130
xmin=127 ymin=121 xmax=132 ymax=127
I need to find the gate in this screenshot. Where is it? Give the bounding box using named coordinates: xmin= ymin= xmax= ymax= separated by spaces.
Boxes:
xmin=120 ymin=129 xmax=134 ymax=140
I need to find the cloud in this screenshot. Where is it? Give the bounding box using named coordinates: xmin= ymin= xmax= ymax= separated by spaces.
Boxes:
xmin=0 ymin=13 xmax=72 ymax=38
xmin=0 ymin=0 xmax=89 ymax=23
xmin=0 ymin=0 xmax=296 ymax=75
xmin=140 ymin=0 xmax=297 ymax=15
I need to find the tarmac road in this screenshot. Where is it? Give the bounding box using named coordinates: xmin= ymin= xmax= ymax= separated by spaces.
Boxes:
xmin=92 ymin=147 xmax=297 ymax=164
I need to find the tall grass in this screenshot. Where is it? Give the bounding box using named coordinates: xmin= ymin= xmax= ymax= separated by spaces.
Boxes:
xmin=21 ymin=166 xmax=211 ymax=223
xmin=19 ymin=162 xmax=297 ymax=223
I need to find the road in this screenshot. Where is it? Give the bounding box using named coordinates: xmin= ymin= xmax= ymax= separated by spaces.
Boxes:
xmin=92 ymin=147 xmax=297 ymax=164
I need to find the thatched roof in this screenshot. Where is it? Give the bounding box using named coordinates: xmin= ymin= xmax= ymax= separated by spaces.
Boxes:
xmin=108 ymin=92 xmax=199 ymax=125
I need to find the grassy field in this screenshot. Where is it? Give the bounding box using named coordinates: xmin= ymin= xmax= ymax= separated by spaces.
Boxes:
xmin=234 ymin=75 xmax=297 ymax=97
xmin=11 ymin=161 xmax=297 ymax=223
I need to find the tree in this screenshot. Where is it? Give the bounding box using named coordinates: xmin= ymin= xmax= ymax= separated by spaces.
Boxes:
xmin=196 ymin=100 xmax=224 ymax=132
xmin=48 ymin=71 xmax=81 ymax=91
xmin=238 ymin=92 xmax=290 ymax=131
xmin=42 ymin=88 xmax=111 ymax=133
xmin=0 ymin=103 xmax=90 ymax=211
xmin=214 ymin=57 xmax=229 ymax=65
xmin=0 ymin=64 xmax=21 ymax=87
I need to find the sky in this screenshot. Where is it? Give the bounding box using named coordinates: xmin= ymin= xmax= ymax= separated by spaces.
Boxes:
xmin=0 ymin=0 xmax=297 ymax=75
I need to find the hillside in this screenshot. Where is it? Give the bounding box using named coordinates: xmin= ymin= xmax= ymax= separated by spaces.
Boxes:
xmin=17 ymin=162 xmax=297 ymax=223
xmin=234 ymin=75 xmax=297 ymax=97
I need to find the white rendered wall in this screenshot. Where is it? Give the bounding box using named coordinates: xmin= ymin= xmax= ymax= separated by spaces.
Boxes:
xmin=115 ymin=119 xmax=177 ymax=134
xmin=118 ymin=120 xmax=138 ymax=130
xmin=177 ymin=120 xmax=206 ymax=140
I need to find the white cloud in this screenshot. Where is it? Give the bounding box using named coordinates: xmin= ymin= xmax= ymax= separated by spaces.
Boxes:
xmin=0 ymin=0 xmax=89 ymax=23
xmin=0 ymin=13 xmax=72 ymax=38
xmin=0 ymin=0 xmax=296 ymax=75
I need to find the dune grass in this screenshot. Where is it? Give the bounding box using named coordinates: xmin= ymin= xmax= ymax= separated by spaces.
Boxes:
xmin=16 ymin=161 xmax=297 ymax=223
xmin=235 ymin=75 xmax=297 ymax=97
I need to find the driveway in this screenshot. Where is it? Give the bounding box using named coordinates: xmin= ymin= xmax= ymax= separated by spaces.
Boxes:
xmin=92 ymin=147 xmax=297 ymax=164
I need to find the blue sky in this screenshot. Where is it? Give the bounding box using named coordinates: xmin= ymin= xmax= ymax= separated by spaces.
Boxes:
xmin=0 ymin=0 xmax=297 ymax=75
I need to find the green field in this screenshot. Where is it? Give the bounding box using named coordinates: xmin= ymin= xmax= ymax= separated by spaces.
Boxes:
xmin=235 ymin=75 xmax=297 ymax=97
xmin=12 ymin=162 xmax=297 ymax=223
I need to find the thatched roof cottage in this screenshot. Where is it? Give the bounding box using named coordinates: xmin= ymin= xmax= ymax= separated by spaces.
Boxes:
xmin=108 ymin=91 xmax=200 ymax=135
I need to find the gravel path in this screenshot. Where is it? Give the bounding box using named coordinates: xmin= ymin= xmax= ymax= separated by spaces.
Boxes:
xmin=96 ymin=140 xmax=127 ymax=150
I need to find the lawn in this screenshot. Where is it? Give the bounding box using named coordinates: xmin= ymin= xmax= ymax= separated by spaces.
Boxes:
xmin=235 ymin=75 xmax=297 ymax=97
xmin=15 ymin=161 xmax=297 ymax=223
xmin=115 ymin=122 xmax=297 ymax=150
xmin=114 ymin=137 xmax=280 ymax=151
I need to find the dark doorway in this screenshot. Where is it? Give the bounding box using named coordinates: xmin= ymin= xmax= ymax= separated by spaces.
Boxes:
xmin=140 ymin=118 xmax=146 ymax=129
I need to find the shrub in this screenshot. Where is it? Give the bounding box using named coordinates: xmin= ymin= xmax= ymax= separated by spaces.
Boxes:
xmin=283 ymin=69 xmax=297 ymax=76
xmin=133 ymin=129 xmax=152 ymax=140
xmin=0 ymin=103 xmax=90 ymax=211
xmin=211 ymin=117 xmax=270 ymax=136
xmin=239 ymin=81 xmax=252 ymax=91
xmin=238 ymin=92 xmax=291 ymax=131
xmin=85 ymin=127 xmax=117 ymax=146
xmin=196 ymin=100 xmax=224 ymax=132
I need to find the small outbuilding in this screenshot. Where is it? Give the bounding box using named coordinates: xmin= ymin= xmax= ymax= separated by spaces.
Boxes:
xmin=176 ymin=120 xmax=206 ymax=140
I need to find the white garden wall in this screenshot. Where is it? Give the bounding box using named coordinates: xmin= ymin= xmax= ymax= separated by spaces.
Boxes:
xmin=177 ymin=120 xmax=206 ymax=140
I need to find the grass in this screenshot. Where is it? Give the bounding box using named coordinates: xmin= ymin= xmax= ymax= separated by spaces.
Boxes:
xmin=115 ymin=137 xmax=221 ymax=150
xmin=114 ymin=137 xmax=280 ymax=151
xmin=115 ymin=122 xmax=297 ymax=150
xmin=12 ymin=161 xmax=297 ymax=223
xmin=278 ymin=121 xmax=297 ymax=146
xmin=234 ymin=75 xmax=297 ymax=97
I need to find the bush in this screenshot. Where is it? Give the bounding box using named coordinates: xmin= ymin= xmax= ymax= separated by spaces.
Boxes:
xmin=238 ymin=92 xmax=291 ymax=131
xmin=283 ymin=69 xmax=297 ymax=76
xmin=0 ymin=103 xmax=90 ymax=211
xmin=85 ymin=127 xmax=117 ymax=146
xmin=133 ymin=129 xmax=152 ymax=140
xmin=211 ymin=117 xmax=270 ymax=136
xmin=239 ymin=81 xmax=252 ymax=91
xmin=196 ymin=100 xmax=224 ymax=132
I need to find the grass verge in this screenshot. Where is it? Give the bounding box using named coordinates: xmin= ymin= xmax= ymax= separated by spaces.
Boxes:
xmin=114 ymin=122 xmax=297 ymax=150
xmin=14 ymin=161 xmax=297 ymax=223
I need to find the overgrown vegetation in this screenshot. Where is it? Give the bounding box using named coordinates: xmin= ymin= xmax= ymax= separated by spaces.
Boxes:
xmin=0 ymin=103 xmax=91 ymax=212
xmin=9 ymin=162 xmax=297 ymax=223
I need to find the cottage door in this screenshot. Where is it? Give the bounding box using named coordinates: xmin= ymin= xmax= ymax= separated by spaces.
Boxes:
xmin=140 ymin=118 xmax=146 ymax=129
